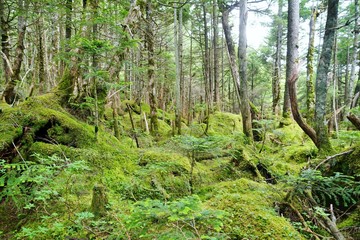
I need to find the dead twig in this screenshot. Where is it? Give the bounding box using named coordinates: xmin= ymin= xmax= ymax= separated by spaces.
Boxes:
xmin=314 ymin=149 xmax=354 ymax=170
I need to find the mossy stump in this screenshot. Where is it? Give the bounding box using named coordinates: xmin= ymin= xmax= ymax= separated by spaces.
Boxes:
xmin=91 ymin=184 xmax=108 ymax=218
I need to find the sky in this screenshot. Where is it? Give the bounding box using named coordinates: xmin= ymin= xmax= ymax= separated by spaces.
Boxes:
xmin=231 ymin=2 xmax=273 ymax=49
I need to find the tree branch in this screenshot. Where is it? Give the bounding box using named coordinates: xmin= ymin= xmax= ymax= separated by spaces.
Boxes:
xmin=314 ymin=149 xmax=354 ymax=170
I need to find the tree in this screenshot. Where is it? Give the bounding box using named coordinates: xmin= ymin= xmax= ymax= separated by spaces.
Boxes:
xmin=314 ymin=0 xmax=339 ymax=151
xmin=238 ymin=0 xmax=253 ymax=139
xmin=286 ymin=0 xmax=316 ymax=143
xmin=2 ymin=0 xmax=29 ymax=104
xmin=0 ymin=0 xmax=11 ymax=85
xmin=219 ymin=1 xmax=252 ymax=140
xmin=306 ymin=5 xmax=323 ymax=120
xmin=347 ymin=0 xmax=359 ymax=109
xmin=146 ymin=0 xmax=159 ymax=134
xmin=272 ymin=0 xmax=284 ymax=116
xmin=287 ymin=0 xmax=338 ymax=151
xmin=174 ymin=3 xmax=182 ymax=135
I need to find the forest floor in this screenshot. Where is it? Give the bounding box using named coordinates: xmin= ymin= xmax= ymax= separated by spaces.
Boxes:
xmin=0 ymin=94 xmax=359 ymax=239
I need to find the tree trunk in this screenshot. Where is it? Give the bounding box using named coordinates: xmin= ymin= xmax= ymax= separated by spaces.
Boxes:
xmin=203 ymin=2 xmax=212 ymax=108
xmin=220 ymin=2 xmax=252 ymax=140
xmin=272 ymin=0 xmax=283 ymax=115
xmin=287 ymin=0 xmax=318 ymax=146
xmin=174 ymin=4 xmax=182 ymax=135
xmin=146 ymin=0 xmax=158 ymax=135
xmin=314 ymin=0 xmax=338 ymax=152
xmin=306 ymin=7 xmax=319 ymax=120
xmin=347 ymin=114 xmax=360 ymax=130
xmin=90 ymin=0 xmax=99 ymax=141
xmin=37 ymin=17 xmax=46 ymax=93
xmin=213 ymin=0 xmax=220 ymax=108
xmin=0 ymin=0 xmax=11 ymax=85
xmin=238 ymin=0 xmax=253 ymax=139
xmin=188 ymin=21 xmax=193 ymax=125
xmin=347 ymin=0 xmax=359 ymax=108
xmin=2 ymin=0 xmax=28 ymax=104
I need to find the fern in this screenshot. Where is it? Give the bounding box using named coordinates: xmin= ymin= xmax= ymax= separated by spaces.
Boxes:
xmin=288 ymin=169 xmax=359 ymax=207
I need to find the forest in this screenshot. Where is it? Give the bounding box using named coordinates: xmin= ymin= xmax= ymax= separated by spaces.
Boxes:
xmin=0 ymin=0 xmax=359 ymax=239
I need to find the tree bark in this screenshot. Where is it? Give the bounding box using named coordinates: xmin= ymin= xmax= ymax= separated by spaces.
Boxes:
xmin=238 ymin=0 xmax=253 ymax=139
xmin=213 ymin=0 xmax=220 ymax=108
xmin=2 ymin=0 xmax=28 ymax=104
xmin=287 ymin=0 xmax=318 ymax=146
xmin=37 ymin=17 xmax=46 ymax=93
xmin=347 ymin=114 xmax=360 ymax=130
xmin=219 ymin=2 xmax=252 ymax=140
xmin=146 ymin=0 xmax=158 ymax=135
xmin=347 ymin=0 xmax=359 ymax=108
xmin=203 ymin=2 xmax=212 ymax=108
xmin=272 ymin=0 xmax=283 ymax=115
xmin=314 ymin=0 xmax=338 ymax=151
xmin=306 ymin=7 xmax=319 ymax=120
xmin=174 ymin=4 xmax=182 ymax=135
xmin=0 ymin=0 xmax=11 ymax=85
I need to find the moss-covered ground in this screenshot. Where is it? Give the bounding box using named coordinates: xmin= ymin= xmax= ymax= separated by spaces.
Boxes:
xmin=0 ymin=96 xmax=358 ymax=239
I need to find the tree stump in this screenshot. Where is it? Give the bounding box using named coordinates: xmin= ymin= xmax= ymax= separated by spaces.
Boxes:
xmin=91 ymin=184 xmax=108 ymax=218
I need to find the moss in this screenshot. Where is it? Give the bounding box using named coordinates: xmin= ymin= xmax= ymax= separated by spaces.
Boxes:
xmin=337 ymin=205 xmax=360 ymax=239
xmin=202 ymin=179 xmax=304 ymax=239
xmin=91 ymin=184 xmax=108 ymax=218
xmin=207 ymin=111 xmax=243 ymax=135
xmin=271 ymin=122 xmax=307 ymax=145
xmin=318 ymin=144 xmax=360 ymax=181
xmin=55 ymin=69 xmax=74 ymax=105
xmin=107 ymin=149 xmax=192 ymax=201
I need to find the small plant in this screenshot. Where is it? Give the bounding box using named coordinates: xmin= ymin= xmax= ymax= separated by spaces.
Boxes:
xmin=0 ymin=154 xmax=89 ymax=212
xmin=172 ymin=135 xmax=232 ymax=193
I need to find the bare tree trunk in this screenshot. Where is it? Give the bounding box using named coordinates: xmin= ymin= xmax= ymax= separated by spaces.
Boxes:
xmin=146 ymin=0 xmax=158 ymax=135
xmin=174 ymin=4 xmax=182 ymax=135
xmin=220 ymin=2 xmax=252 ymax=140
xmin=330 ymin=32 xmax=339 ymax=135
xmin=314 ymin=0 xmax=338 ymax=151
xmin=203 ymin=2 xmax=212 ymax=108
xmin=344 ymin=45 xmax=350 ymax=106
xmin=347 ymin=0 xmax=359 ymax=108
xmin=272 ymin=0 xmax=283 ymax=115
xmin=306 ymin=7 xmax=319 ymax=120
xmin=90 ymin=0 xmax=99 ymax=140
xmin=287 ymin=0 xmax=318 ymax=146
xmin=238 ymin=0 xmax=253 ymax=139
xmin=213 ymin=0 xmax=220 ymax=108
xmin=188 ymin=21 xmax=193 ymax=125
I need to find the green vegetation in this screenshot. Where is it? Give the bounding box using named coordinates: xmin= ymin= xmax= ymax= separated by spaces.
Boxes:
xmin=0 ymin=96 xmax=359 ymax=239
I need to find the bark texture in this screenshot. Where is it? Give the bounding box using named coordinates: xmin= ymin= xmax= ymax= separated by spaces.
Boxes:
xmin=146 ymin=0 xmax=158 ymax=134
xmin=238 ymin=0 xmax=253 ymax=139
xmin=287 ymin=0 xmax=318 ymax=146
xmin=314 ymin=0 xmax=339 ymax=151
xmin=272 ymin=0 xmax=283 ymax=115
